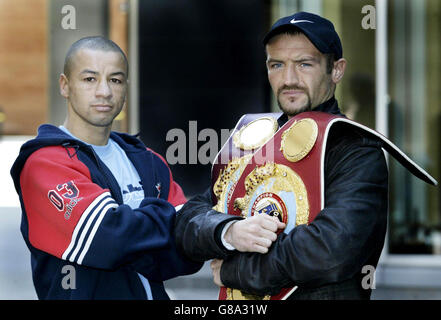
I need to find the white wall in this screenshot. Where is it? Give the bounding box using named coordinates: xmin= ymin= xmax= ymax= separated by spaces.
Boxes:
xmin=0 ymin=136 xmax=37 ymax=299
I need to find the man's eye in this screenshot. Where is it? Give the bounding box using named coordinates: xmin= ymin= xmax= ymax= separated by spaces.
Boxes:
xmin=299 ymin=63 xmax=312 ymax=68
xmin=84 ymin=77 xmax=96 ymax=82
xmin=110 ymin=78 xmax=122 ymax=84
xmin=270 ymin=63 xmax=282 ymax=69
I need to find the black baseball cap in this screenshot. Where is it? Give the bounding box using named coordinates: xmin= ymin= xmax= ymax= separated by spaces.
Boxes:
xmin=263 ymin=11 xmax=343 ymax=59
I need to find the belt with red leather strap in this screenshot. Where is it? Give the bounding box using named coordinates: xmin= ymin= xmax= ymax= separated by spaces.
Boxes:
xmin=211 ymin=111 xmax=437 ymax=300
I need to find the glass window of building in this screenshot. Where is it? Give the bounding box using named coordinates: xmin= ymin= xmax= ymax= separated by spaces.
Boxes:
xmin=387 ymin=0 xmax=441 ymax=255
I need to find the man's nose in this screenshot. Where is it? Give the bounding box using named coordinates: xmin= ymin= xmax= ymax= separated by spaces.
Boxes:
xmin=95 ymin=79 xmax=112 ymax=98
xmin=282 ymin=64 xmax=299 ymax=87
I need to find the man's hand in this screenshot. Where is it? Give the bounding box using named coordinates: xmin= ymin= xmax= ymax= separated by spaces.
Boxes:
xmin=224 ymin=214 xmax=285 ymax=254
xmin=210 ymin=259 xmax=224 ymax=287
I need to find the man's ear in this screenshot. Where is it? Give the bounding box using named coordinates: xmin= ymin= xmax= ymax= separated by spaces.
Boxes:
xmin=59 ymin=73 xmax=69 ymax=98
xmin=331 ymin=58 xmax=347 ymax=84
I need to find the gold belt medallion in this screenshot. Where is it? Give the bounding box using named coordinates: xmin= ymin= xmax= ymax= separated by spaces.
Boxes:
xmin=280 ymin=118 xmax=318 ymax=162
xmin=233 ymin=117 xmax=278 ymax=150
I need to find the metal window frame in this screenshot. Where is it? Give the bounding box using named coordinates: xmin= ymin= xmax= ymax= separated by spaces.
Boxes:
xmin=128 ymin=0 xmax=139 ymax=135
xmin=375 ymin=0 xmax=441 ymax=289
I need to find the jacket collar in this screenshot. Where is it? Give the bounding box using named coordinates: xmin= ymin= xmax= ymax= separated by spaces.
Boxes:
xmin=29 ymin=124 xmax=145 ymax=153
xmin=10 ymin=124 xmax=145 ymax=191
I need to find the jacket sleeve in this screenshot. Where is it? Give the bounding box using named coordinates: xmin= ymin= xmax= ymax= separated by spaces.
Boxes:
xmin=20 ymin=146 xmax=200 ymax=280
xmin=175 ymin=187 xmax=243 ymax=262
xmin=220 ymin=134 xmax=389 ymax=295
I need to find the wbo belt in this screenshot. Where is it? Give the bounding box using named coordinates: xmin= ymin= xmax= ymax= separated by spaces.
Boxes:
xmin=211 ymin=111 xmax=437 ymax=300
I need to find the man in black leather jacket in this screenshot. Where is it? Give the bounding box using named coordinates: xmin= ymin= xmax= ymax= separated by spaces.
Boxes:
xmin=175 ymin=12 xmax=388 ymax=299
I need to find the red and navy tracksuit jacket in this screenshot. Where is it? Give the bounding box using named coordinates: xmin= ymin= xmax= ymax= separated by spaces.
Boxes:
xmin=10 ymin=124 xmax=202 ymax=299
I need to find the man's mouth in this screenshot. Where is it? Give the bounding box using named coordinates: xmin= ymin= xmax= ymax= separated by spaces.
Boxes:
xmin=281 ymin=89 xmax=304 ymax=97
xmin=92 ymin=104 xmax=112 ymax=112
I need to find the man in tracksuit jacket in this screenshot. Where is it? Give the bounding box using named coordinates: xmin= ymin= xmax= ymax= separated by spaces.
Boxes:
xmin=10 ymin=36 xmax=201 ymax=299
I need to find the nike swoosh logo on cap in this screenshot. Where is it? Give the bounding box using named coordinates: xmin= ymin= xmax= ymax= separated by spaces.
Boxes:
xmin=290 ymin=18 xmax=314 ymax=24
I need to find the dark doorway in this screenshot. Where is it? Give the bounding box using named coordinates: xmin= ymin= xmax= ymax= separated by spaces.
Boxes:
xmin=138 ymin=1 xmax=271 ymax=196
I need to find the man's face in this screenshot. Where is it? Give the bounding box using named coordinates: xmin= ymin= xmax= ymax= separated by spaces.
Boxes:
xmin=266 ymin=33 xmax=335 ymax=117
xmin=60 ymin=48 xmax=128 ymax=129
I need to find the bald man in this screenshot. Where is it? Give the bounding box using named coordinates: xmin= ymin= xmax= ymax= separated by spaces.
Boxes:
xmin=10 ymin=36 xmax=201 ymax=300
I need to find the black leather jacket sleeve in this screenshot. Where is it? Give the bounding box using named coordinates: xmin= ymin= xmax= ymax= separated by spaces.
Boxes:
xmin=220 ymin=128 xmax=389 ymax=296
xmin=175 ymin=187 xmax=243 ymax=262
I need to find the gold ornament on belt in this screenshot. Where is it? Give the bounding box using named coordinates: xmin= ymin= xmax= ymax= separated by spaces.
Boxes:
xmin=280 ymin=118 xmax=318 ymax=162
xmin=234 ymin=162 xmax=309 ymax=225
xmin=233 ymin=117 xmax=278 ymax=150
xmin=226 ymin=288 xmax=271 ymax=300
xmin=213 ymin=155 xmax=253 ymax=213
xmin=225 ymin=162 xmax=309 ymax=300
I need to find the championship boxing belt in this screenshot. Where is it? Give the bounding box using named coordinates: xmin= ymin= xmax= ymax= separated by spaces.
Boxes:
xmin=211 ymin=111 xmax=437 ymax=301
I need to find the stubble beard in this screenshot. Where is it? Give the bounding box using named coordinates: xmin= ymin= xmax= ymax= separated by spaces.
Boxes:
xmin=277 ymin=92 xmax=312 ymax=118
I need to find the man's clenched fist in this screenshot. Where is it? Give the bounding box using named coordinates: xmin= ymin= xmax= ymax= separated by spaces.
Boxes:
xmin=223 ymin=213 xmax=286 ymax=254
